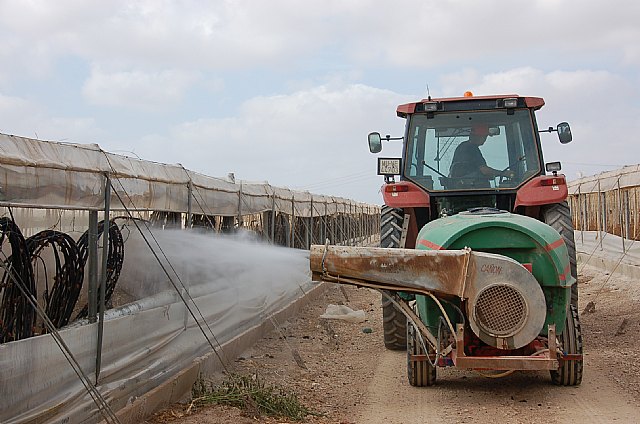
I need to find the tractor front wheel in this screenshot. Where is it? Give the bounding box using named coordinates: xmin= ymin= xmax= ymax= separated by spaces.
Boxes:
xmin=550 ymin=304 xmax=583 ymax=386
xmin=380 ymin=205 xmax=407 ymax=350
xmin=407 ymin=321 xmax=436 ymax=386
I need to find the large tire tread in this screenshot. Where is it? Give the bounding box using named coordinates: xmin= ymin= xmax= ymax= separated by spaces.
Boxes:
xmin=543 ymin=201 xmax=578 ymax=306
xmin=407 ymin=322 xmax=436 ymax=386
xmin=550 ymin=304 xmax=583 ymax=386
xmin=380 ymin=205 xmax=407 ymax=350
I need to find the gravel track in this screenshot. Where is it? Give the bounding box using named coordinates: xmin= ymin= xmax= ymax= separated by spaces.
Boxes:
xmin=147 ymin=263 xmax=640 ymax=424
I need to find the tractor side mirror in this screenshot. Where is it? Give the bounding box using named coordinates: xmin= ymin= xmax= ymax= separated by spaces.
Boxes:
xmin=557 ymin=122 xmax=572 ymax=144
xmin=368 ymin=132 xmax=383 ymax=153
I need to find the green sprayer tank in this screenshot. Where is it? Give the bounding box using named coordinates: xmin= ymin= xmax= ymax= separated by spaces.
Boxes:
xmin=415 ymin=209 xmax=574 ymax=341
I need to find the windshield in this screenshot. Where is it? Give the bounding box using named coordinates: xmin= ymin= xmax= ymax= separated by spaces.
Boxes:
xmin=404 ymin=110 xmax=542 ymax=191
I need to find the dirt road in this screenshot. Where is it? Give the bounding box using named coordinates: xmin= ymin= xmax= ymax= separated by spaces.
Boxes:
xmin=148 ymin=263 xmax=640 ymax=424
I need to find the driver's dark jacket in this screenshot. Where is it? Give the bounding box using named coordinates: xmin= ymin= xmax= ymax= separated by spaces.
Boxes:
xmin=449 ymin=140 xmax=491 ymax=187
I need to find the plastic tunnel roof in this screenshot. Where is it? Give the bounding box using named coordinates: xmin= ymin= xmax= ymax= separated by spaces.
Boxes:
xmin=0 ymin=132 xmax=378 ymax=217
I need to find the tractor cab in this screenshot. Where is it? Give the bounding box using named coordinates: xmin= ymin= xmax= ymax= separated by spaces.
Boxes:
xmin=369 ymin=94 xmax=572 ymax=219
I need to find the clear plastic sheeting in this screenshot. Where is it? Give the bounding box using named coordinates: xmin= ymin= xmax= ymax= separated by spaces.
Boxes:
xmin=0 ymin=131 xmax=380 ymax=423
xmin=0 ymin=133 xmax=370 ymax=217
xmin=0 ymin=231 xmax=315 ymax=423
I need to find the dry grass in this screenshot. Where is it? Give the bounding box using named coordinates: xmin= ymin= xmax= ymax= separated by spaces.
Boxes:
xmin=189 ymin=374 xmax=321 ymax=421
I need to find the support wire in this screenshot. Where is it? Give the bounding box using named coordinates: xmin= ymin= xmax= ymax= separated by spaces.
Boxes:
xmin=0 ymin=255 xmax=121 ymax=424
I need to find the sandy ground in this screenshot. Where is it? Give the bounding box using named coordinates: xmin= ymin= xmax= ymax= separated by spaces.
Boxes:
xmin=146 ymin=263 xmax=640 ymax=424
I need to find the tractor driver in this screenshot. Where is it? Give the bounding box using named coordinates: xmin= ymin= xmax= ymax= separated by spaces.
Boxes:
xmin=449 ymin=124 xmax=514 ymax=188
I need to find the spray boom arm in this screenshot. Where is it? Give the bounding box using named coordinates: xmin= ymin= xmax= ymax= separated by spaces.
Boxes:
xmin=310 ymin=245 xmax=547 ymax=350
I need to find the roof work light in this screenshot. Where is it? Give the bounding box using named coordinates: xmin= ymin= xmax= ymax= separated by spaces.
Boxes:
xmin=503 ymin=97 xmax=518 ymax=108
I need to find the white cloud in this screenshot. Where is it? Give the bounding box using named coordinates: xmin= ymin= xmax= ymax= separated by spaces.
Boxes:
xmin=1 ymin=0 xmax=638 ymax=79
xmin=82 ymin=67 xmax=199 ymax=110
xmin=0 ymin=92 xmax=102 ymax=142
xmin=120 ymin=83 xmax=411 ymax=202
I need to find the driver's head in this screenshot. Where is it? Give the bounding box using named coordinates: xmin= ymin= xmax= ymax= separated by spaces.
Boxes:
xmin=470 ymin=124 xmax=489 ymax=145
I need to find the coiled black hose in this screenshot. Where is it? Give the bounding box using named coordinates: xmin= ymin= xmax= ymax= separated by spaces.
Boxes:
xmin=26 ymin=230 xmax=84 ymax=332
xmin=75 ymin=220 xmax=125 ymax=319
xmin=0 ymin=218 xmax=126 ymax=343
xmin=0 ymin=217 xmax=36 ymax=343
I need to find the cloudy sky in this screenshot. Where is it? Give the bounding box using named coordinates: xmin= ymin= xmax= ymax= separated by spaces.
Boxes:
xmin=0 ymin=1 xmax=638 ymax=204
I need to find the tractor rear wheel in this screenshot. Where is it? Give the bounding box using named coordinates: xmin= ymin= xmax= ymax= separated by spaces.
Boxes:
xmin=543 ymin=201 xmax=578 ymax=306
xmin=550 ymin=304 xmax=583 ymax=386
xmin=407 ymin=321 xmax=436 ymax=386
xmin=380 ymin=205 xmax=407 ymax=350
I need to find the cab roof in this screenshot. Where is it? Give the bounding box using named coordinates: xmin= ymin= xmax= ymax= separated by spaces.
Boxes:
xmin=396 ymin=94 xmax=545 ymax=118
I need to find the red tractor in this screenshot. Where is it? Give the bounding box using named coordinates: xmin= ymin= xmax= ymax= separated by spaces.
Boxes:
xmin=365 ymin=93 xmax=581 ymax=385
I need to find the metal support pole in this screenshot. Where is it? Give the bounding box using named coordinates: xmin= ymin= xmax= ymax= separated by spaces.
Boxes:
xmin=237 ymin=182 xmax=243 ymax=229
xmin=270 ymin=194 xmax=276 ymax=244
xmin=358 ymin=204 xmax=363 ymax=244
xmin=87 ymin=211 xmax=98 ymax=323
xmin=633 ymin=187 xmax=638 ymax=240
xmin=331 ymin=201 xmax=336 ymax=245
xmin=96 ymin=175 xmax=111 ymax=381
xmin=353 ymin=202 xmax=357 ymax=245
xmin=579 ymin=184 xmax=584 ymax=244
xmin=367 ymin=206 xmax=371 ymax=244
xmin=323 ymin=202 xmax=328 ymax=244
xmin=597 ymin=179 xmax=603 ymax=250
xmin=187 ymin=180 xmax=193 ymax=229
xmin=618 ymin=179 xmax=625 ymax=252
xmin=349 ymin=202 xmax=354 ymax=245
xmin=309 ymin=196 xmax=314 ymax=249
xmin=343 ymin=202 xmax=347 ymax=245
xmin=625 ymin=190 xmax=631 ymax=240
xmin=289 ymin=196 xmax=295 ymax=248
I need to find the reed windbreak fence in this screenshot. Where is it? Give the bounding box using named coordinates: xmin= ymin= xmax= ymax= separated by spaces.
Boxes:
xmin=568 ymin=165 xmax=640 ymax=247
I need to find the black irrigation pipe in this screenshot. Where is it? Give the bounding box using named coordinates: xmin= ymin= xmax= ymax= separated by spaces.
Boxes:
xmin=0 ymin=217 xmax=126 ymax=342
xmin=26 ymin=230 xmax=84 ymax=331
xmin=75 ymin=220 xmax=125 ymax=320
xmin=0 ymin=217 xmax=36 ymax=343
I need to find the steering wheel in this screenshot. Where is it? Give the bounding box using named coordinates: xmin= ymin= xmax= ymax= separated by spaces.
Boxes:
xmin=499 ymin=155 xmax=527 ymax=184
xmin=499 ymin=165 xmax=516 ymax=184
